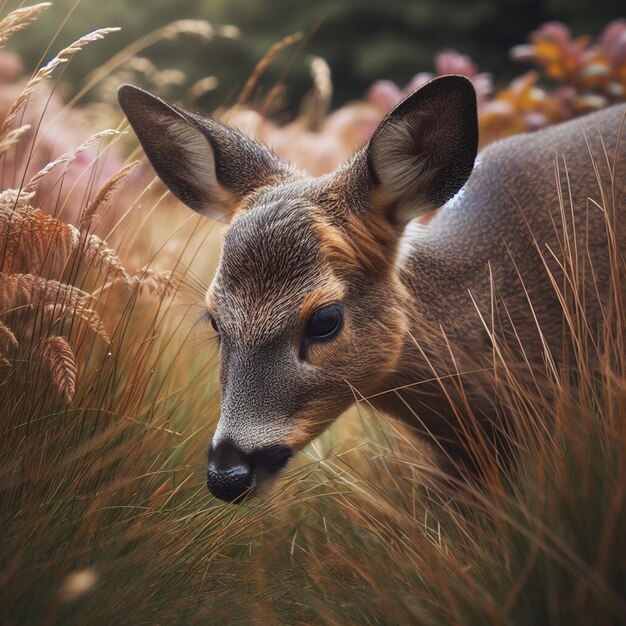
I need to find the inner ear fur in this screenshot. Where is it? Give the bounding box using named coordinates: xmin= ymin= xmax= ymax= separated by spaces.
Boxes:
xmin=117 ymin=84 xmax=293 ymax=219
xmin=366 ymin=75 xmax=478 ymax=225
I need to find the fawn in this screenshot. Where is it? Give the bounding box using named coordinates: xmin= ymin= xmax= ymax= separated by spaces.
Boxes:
xmin=119 ymin=76 xmax=625 ymax=502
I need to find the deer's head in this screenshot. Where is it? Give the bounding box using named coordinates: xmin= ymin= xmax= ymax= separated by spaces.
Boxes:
xmin=118 ymin=75 xmax=477 ymax=502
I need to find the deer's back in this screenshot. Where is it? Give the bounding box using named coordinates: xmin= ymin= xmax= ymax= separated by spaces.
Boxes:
xmin=401 ymin=105 xmax=626 ymax=359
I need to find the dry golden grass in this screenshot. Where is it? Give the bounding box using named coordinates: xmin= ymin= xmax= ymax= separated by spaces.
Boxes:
xmin=237 ymin=31 xmax=304 ymax=106
xmin=0 ymin=318 xmax=18 ymax=364
xmin=0 ymin=27 xmax=120 ymax=138
xmin=80 ymin=160 xmax=139 ymax=230
xmin=0 ymin=4 xmax=624 ymax=625
xmin=36 ymin=335 xmax=78 ymax=404
xmin=0 ymin=2 xmax=50 ymax=47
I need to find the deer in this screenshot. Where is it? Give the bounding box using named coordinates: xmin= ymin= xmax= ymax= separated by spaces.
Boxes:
xmin=118 ymin=76 xmax=625 ymax=503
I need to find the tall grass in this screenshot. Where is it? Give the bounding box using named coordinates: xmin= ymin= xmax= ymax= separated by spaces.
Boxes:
xmin=0 ymin=4 xmax=624 ymax=625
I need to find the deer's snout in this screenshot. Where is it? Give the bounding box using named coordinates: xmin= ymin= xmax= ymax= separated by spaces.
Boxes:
xmin=207 ymin=440 xmax=293 ymax=503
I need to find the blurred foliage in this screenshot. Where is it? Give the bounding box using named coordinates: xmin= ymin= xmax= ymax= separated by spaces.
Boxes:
xmin=5 ymin=0 xmax=625 ymax=114
xmin=1 ymin=5 xmax=625 ymax=624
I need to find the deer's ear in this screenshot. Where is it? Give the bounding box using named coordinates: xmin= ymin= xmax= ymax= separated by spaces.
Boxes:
xmin=117 ymin=85 xmax=292 ymax=219
xmin=366 ymin=75 xmax=478 ymax=225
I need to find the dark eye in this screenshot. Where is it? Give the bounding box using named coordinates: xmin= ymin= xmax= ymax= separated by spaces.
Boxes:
xmin=304 ymin=303 xmax=343 ymax=342
xmin=206 ymin=313 xmax=219 ymax=333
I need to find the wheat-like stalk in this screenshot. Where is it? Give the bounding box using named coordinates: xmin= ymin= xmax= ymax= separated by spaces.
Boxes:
xmin=80 ymin=160 xmax=139 ymax=230
xmin=0 ymin=184 xmax=138 ymax=283
xmin=0 ymin=272 xmax=88 ymax=314
xmin=0 ymin=3 xmax=51 ymax=49
xmin=56 ymin=27 xmax=121 ymax=59
xmin=0 ymin=188 xmax=36 ymax=211
xmin=36 ymin=336 xmax=77 ymax=404
xmin=161 ymin=19 xmax=216 ymax=41
xmin=125 ymin=56 xmax=159 ymax=80
xmin=0 ymin=273 xmax=112 ymax=343
xmin=45 ymin=303 xmax=111 ymax=344
xmin=0 ymin=27 xmax=120 ymax=137
xmin=130 ymin=268 xmax=176 ymax=297
xmin=23 ymin=129 xmax=121 ymax=193
xmin=300 ymin=55 xmax=333 ymax=130
xmin=237 ymin=32 xmax=304 ymax=106
xmin=73 ymin=306 xmax=111 ymax=343
xmin=0 ymin=319 xmax=18 ymax=365
xmin=0 ymin=124 xmax=32 ymax=158
xmin=79 ymin=19 xmax=235 ymax=107
xmin=82 ymin=234 xmax=131 ymax=282
xmin=188 ymin=76 xmax=220 ymax=101
xmin=0 ymin=194 xmax=80 ymax=274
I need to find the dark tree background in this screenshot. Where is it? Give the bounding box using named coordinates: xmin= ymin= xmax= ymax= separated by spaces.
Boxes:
xmin=6 ymin=0 xmax=625 ymax=113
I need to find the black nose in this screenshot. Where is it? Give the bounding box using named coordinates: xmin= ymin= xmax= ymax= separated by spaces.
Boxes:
xmin=207 ymin=441 xmax=293 ymax=503
xmin=207 ymin=441 xmax=254 ymax=503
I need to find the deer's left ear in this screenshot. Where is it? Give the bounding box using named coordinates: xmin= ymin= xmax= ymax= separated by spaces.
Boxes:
xmin=118 ymin=85 xmax=294 ymax=220
xmin=365 ymin=75 xmax=478 ymax=226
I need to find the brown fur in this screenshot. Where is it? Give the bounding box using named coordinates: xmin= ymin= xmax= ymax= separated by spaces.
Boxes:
xmin=119 ymin=78 xmax=625 ymax=494
xmin=298 ymin=281 xmax=346 ymax=326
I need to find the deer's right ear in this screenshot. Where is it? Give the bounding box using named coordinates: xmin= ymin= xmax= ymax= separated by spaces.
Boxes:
xmin=117 ymin=85 xmax=292 ymax=219
xmin=363 ymin=75 xmax=478 ymax=226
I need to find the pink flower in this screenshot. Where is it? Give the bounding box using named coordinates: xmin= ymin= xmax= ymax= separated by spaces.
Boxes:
xmin=435 ymin=50 xmax=478 ymax=77
xmin=367 ymin=80 xmax=403 ymax=113
xmin=598 ymin=20 xmax=626 ymax=65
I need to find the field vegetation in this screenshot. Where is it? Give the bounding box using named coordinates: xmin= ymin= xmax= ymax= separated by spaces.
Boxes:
xmin=0 ymin=4 xmax=624 ymax=624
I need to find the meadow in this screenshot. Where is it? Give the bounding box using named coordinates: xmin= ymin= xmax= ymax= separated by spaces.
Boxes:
xmin=0 ymin=4 xmax=625 ymax=624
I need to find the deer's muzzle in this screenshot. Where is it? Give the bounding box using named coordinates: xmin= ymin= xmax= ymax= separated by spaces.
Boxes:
xmin=207 ymin=440 xmax=293 ymax=503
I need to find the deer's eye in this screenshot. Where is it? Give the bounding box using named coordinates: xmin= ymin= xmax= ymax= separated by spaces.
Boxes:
xmin=205 ymin=312 xmax=219 ymax=334
xmin=304 ymin=303 xmax=343 ymax=342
